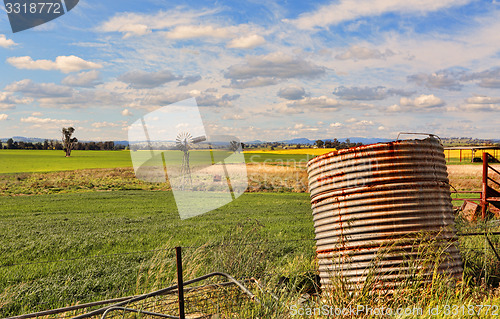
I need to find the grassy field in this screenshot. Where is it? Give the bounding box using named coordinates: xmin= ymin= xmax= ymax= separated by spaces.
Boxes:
xmin=2 ymin=149 xmax=500 ymax=317
xmin=0 ymin=150 xmax=133 ymax=174
xmin=0 ymin=150 xmax=315 ymax=174
xmin=0 ymin=191 xmax=316 ymax=316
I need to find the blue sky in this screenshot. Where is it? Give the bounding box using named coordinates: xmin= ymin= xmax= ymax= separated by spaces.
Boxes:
xmin=1 ymin=0 xmax=500 ymax=142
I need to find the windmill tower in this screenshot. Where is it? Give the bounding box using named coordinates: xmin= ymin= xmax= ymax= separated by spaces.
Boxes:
xmin=175 ymin=132 xmax=206 ymax=189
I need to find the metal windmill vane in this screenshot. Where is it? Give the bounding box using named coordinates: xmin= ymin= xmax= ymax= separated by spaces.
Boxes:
xmin=175 ymin=132 xmax=206 ymax=189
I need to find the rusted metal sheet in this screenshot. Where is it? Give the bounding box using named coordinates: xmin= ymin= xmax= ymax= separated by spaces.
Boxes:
xmin=307 ymin=137 xmax=463 ymax=290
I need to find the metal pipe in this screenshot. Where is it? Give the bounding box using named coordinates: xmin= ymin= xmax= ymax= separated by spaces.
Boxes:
xmin=71 ymin=272 xmax=258 ymax=319
xmin=100 ymin=307 xmax=179 ymax=319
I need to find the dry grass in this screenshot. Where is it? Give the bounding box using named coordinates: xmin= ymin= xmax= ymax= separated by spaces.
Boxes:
xmin=447 ymin=164 xmax=500 ymax=191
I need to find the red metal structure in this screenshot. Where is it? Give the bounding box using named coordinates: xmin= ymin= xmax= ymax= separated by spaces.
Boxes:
xmin=481 ymin=152 xmax=500 ymax=219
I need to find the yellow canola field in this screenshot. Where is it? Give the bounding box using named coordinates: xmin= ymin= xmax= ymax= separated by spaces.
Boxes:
xmin=245 ymin=148 xmax=337 ymax=156
xmin=444 ymin=149 xmax=500 ymax=162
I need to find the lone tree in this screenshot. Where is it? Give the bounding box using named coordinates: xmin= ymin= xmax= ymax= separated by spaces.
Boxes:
xmin=62 ymin=127 xmax=78 ymax=157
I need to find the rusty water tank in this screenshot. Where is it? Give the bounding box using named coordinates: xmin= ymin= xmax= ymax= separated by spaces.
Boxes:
xmin=307 ymin=137 xmax=462 ymax=290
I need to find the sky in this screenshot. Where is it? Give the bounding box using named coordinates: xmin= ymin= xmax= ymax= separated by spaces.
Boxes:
xmin=0 ymin=0 xmax=500 ymax=142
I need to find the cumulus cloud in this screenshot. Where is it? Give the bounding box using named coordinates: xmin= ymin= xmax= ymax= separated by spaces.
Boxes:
xmin=229 ymin=77 xmax=281 ymax=89
xmin=178 ymin=75 xmax=202 ymax=86
xmin=5 ymin=79 xmax=73 ymax=98
xmin=461 ymin=67 xmax=500 ymax=88
xmin=62 ymin=70 xmax=101 ymax=87
xmin=118 ymin=70 xmax=181 ymax=88
xmin=222 ymin=114 xmax=245 ymax=120
xmin=20 ymin=116 xmax=78 ymax=127
xmin=98 ymin=9 xmax=216 ymax=38
xmin=286 ymin=96 xmax=341 ymax=110
xmin=335 ymin=46 xmax=395 ymax=61
xmin=465 ymin=95 xmax=500 ymax=104
xmin=407 ymin=70 xmax=463 ymax=91
xmin=92 ymin=121 xmax=120 ymax=128
xmin=121 ymin=109 xmax=133 ymax=116
xmin=194 ymin=92 xmax=240 ymax=107
xmin=225 ymin=52 xmax=326 ymax=88
xmin=462 ymin=94 xmax=500 ymax=111
xmin=166 ymin=25 xmax=231 ymax=39
xmin=387 ymin=94 xmax=445 ymax=112
xmin=277 ymin=85 xmax=307 ymax=100
xmin=0 ymin=114 xmax=8 ymax=121
xmin=7 ymin=55 xmax=102 ymax=73
xmin=0 ymin=91 xmax=32 ymax=109
xmin=333 ymin=86 xmax=414 ymax=100
xmin=400 ymin=94 xmax=445 ymax=108
xmin=290 ymin=0 xmax=472 ymax=30
xmin=0 ymin=34 xmax=16 ymax=48
xmin=227 ymin=34 xmax=265 ymax=49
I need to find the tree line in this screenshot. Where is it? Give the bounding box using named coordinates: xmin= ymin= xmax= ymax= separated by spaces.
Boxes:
xmin=315 ymin=138 xmax=362 ymax=149
xmin=0 ymin=138 xmax=125 ymax=151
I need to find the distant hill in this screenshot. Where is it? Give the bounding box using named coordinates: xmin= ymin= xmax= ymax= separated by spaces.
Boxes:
xmin=245 ymin=137 xmax=393 ymax=145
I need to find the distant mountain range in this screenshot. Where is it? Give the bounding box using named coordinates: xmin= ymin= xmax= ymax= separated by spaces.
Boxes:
xmin=245 ymin=137 xmax=393 ymax=145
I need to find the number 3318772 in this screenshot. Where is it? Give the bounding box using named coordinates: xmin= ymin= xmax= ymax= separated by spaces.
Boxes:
xmin=5 ymin=2 xmax=61 ymax=14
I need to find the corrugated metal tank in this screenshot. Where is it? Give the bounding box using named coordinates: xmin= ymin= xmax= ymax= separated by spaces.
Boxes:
xmin=307 ymin=137 xmax=463 ymax=290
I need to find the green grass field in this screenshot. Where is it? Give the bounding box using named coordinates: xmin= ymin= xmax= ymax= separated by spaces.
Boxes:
xmin=0 ymin=190 xmax=315 ymax=316
xmin=0 ymin=150 xmax=133 ymax=174
xmin=0 ymin=150 xmax=313 ymax=174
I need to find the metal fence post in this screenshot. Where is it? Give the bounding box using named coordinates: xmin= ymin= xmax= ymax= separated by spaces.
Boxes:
xmin=176 ymin=246 xmax=185 ymax=319
xmin=482 ymin=152 xmax=488 ymax=219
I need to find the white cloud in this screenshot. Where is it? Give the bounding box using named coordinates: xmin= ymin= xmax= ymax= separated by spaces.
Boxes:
xmin=121 ymin=109 xmax=133 ymax=116
xmin=7 ymin=56 xmax=102 ymax=73
xmin=5 ymin=79 xmax=73 ymax=98
xmin=99 ymin=9 xmax=217 ymax=38
xmin=277 ymin=85 xmax=307 ymax=100
xmin=335 ymin=46 xmax=395 ymax=61
xmin=346 ymin=118 xmax=357 ymax=123
xmin=31 ymin=112 xmax=42 ymax=116
xmin=20 ymin=116 xmax=79 ymax=127
xmin=387 ymin=94 xmax=445 ymax=112
xmin=229 ymin=77 xmax=281 ymax=89
xmin=400 ymin=94 xmax=445 ymax=109
xmin=166 ymin=25 xmax=231 ymax=39
xmin=0 ymin=34 xmax=16 ymax=48
xmin=378 ymin=126 xmax=386 ymax=131
xmin=62 ymin=70 xmax=101 ymax=87
xmin=0 ymin=114 xmax=8 ymax=121
xmin=0 ymin=91 xmax=32 ymax=109
xmin=330 ymin=122 xmax=343 ymax=128
xmin=227 ymin=34 xmax=265 ymax=49
xmin=225 ymin=52 xmax=326 ymax=83
xmin=223 ymin=114 xmax=245 ymax=120
xmin=291 ymin=0 xmax=472 ymax=30
xmin=286 ymin=96 xmax=341 ymax=110
xmin=118 ymin=70 xmax=180 ymax=88
xmin=92 ymin=121 xmax=120 ymax=128
xmin=465 ymin=95 xmax=500 ymax=104
xmin=462 ymin=95 xmax=500 ymax=111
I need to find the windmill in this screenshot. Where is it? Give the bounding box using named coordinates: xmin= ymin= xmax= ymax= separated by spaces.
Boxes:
xmin=175 ymin=132 xmax=206 ymax=189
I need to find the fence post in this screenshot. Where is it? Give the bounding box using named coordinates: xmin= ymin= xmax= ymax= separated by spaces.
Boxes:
xmin=176 ymin=246 xmax=186 ymax=319
xmin=482 ymin=152 xmax=488 ymax=220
